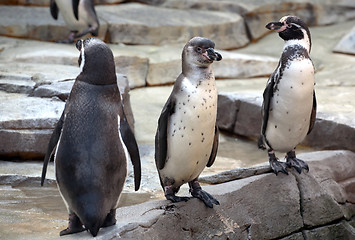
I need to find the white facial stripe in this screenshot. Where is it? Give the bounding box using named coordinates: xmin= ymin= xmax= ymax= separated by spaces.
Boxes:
xmin=290 ymin=23 xmax=301 ymax=28
xmin=79 ymin=40 xmax=85 ymax=73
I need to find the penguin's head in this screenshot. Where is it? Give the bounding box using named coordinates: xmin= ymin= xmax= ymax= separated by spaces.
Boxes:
xmin=182 ymin=37 xmax=222 ymax=71
xmin=266 ymin=16 xmax=311 ymax=52
xmin=75 ymin=38 xmax=117 ymax=85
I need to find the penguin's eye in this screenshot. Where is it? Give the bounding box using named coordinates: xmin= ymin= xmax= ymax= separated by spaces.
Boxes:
xmin=196 ymin=47 xmax=203 ymax=53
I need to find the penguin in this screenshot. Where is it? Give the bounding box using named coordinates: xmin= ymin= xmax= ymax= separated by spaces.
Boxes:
xmin=50 ymin=0 xmax=99 ymax=43
xmin=258 ymin=16 xmax=317 ymax=175
xmin=155 ymin=37 xmax=222 ymax=208
xmin=41 ymin=38 xmax=141 ymax=237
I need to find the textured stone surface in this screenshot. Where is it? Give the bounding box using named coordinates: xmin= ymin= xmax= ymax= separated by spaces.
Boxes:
xmin=0 ymin=6 xmax=107 ymax=42
xmin=97 ymin=3 xmax=249 ymax=49
xmin=333 ymin=26 xmax=355 ymax=55
xmin=162 ymin=0 xmax=355 ymax=41
xmin=0 ymin=92 xmax=64 ymax=159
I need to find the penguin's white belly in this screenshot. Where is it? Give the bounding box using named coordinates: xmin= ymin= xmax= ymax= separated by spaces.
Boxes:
xmin=161 ymin=77 xmax=217 ymax=187
xmin=266 ymin=58 xmax=314 ymax=152
xmin=55 ymin=0 xmax=90 ymax=31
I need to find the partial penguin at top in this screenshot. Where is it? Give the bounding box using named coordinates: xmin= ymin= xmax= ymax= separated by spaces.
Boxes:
xmin=258 ymin=16 xmax=317 ymax=175
xmin=50 ymin=0 xmax=99 ymax=43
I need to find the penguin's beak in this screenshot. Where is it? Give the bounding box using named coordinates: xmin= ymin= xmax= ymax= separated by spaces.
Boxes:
xmin=266 ymin=21 xmax=287 ymax=32
xmin=205 ymin=48 xmax=222 ymax=61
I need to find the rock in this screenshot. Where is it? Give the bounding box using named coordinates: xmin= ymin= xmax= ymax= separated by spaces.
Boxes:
xmin=0 ymin=92 xmax=64 ymax=159
xmin=97 ymin=3 xmax=249 ymax=49
xmin=0 ymin=62 xmax=80 ymax=86
xmin=32 ymin=80 xmax=74 ymax=100
xmin=115 ymin=151 xmax=355 ymax=239
xmin=333 ymin=26 xmax=355 ymax=55
xmin=304 ymin=220 xmax=355 ymax=240
xmin=0 ymin=73 xmax=35 ymax=94
xmin=217 ymin=92 xmax=263 ymax=139
xmin=0 ymin=6 xmax=107 ymax=42
xmin=214 ymin=51 xmax=278 ymax=79
xmin=303 ymin=112 xmax=355 ymax=153
xmin=162 ymin=0 xmax=355 ymax=41
xmin=199 ymin=165 xmax=271 ymax=184
xmin=0 ymin=37 xmax=148 ymax=88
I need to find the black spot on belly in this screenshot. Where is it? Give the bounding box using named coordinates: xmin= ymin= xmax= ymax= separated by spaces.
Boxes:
xmin=290 ymin=86 xmax=293 ymax=89
xmin=181 ymin=134 xmax=184 ymax=138
xmin=275 ymin=125 xmax=277 ymax=128
xmin=201 ymin=133 xmax=204 ymax=136
xmin=201 ymin=137 xmax=205 ymax=142
xmin=197 ymin=115 xmax=200 ymax=118
xmin=189 ymin=142 xmax=192 ymax=146
xmin=286 ymin=111 xmax=289 ymax=114
xmin=196 ymin=161 xmax=199 ymax=165
xmin=289 ymin=129 xmax=291 ymax=132
xmin=192 ymin=128 xmax=194 ymax=131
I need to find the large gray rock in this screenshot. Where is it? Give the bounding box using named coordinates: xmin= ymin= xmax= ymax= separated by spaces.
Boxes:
xmin=0 ymin=92 xmax=64 ymax=159
xmin=91 ymin=150 xmax=354 ymax=240
xmin=162 ymin=0 xmax=355 ymax=41
xmin=0 ymin=37 xmax=148 ymax=88
xmin=333 ymin=26 xmax=355 ymax=55
xmin=217 ymin=92 xmax=355 ymax=152
xmin=0 ymin=6 xmax=107 ymax=42
xmin=217 ymin=93 xmax=262 ymax=139
xmin=97 ymin=3 xmax=249 ymax=49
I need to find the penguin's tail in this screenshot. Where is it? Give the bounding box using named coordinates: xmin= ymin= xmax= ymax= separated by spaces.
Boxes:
xmin=80 ymin=208 xmax=105 ymax=237
xmin=76 ymin=195 xmax=106 ymax=237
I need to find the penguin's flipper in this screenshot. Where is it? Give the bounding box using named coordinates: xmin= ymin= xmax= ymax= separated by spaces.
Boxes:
xmin=41 ymin=111 xmax=65 ymax=186
xmin=120 ymin=111 xmax=141 ymax=191
xmin=72 ymin=0 xmax=80 ymax=20
xmin=155 ymin=96 xmax=176 ymax=170
xmin=206 ymin=125 xmax=219 ymax=167
xmin=307 ymin=90 xmax=317 ymax=134
xmin=261 ymin=67 xmax=278 ymax=136
xmin=50 ymin=0 xmax=59 ymax=20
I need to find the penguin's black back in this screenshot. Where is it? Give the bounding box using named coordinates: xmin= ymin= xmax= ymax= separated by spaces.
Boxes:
xmin=55 ymin=80 xmax=127 ymax=229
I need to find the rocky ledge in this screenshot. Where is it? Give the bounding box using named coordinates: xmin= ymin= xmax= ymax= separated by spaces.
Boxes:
xmin=3 ymin=150 xmax=352 ymax=239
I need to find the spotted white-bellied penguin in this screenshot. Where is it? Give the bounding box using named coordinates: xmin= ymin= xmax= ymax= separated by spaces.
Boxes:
xmin=258 ymin=16 xmax=317 ymax=175
xmin=155 ymin=37 xmax=222 ymax=208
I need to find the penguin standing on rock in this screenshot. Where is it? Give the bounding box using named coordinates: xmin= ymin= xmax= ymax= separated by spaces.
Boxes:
xmin=258 ymin=16 xmax=317 ymax=175
xmin=41 ymin=38 xmax=141 ymax=237
xmin=155 ymin=37 xmax=222 ymax=208
xmin=50 ymin=0 xmax=99 ymax=43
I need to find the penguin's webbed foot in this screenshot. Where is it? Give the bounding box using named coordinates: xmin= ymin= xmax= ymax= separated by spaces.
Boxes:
xmin=165 ymin=193 xmax=190 ymax=203
xmin=286 ymin=151 xmax=309 ymax=174
xmin=189 ymin=180 xmax=219 ymax=208
xmin=269 ymin=151 xmax=288 ymax=175
xmin=60 ymin=213 xmax=85 ymax=236
xmin=164 ymin=185 xmax=190 ymax=203
xmin=102 ymin=209 xmax=117 ymax=228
